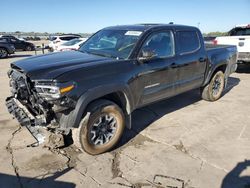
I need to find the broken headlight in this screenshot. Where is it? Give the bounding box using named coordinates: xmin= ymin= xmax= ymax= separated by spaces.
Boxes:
xmin=34 ymin=81 xmax=75 ymax=100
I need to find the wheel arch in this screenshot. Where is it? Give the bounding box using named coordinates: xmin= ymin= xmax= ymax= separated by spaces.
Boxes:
xmin=204 ymin=63 xmax=227 ymax=86
xmin=59 ymin=84 xmax=133 ymax=130
xmin=100 ymin=91 xmax=131 ymax=111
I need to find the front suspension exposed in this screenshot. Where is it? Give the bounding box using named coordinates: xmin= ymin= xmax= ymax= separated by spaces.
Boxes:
xmin=6 ymin=97 xmax=46 ymax=146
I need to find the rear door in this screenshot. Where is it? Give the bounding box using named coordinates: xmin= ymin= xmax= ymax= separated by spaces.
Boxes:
xmin=10 ymin=38 xmax=23 ymax=50
xmin=175 ymin=30 xmax=207 ymax=93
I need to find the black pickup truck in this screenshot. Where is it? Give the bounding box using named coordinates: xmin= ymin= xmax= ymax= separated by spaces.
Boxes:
xmin=5 ymin=24 xmax=237 ymax=154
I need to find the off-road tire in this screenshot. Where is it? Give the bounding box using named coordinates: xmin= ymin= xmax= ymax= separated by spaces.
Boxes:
xmin=201 ymin=71 xmax=225 ymax=101
xmin=72 ymin=99 xmax=125 ymax=155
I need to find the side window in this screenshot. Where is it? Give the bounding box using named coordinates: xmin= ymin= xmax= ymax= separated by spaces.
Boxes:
xmin=140 ymin=31 xmax=174 ymax=58
xmin=60 ymin=36 xmax=78 ymax=41
xmin=0 ymin=38 xmax=7 ymax=42
xmin=59 ymin=37 xmax=67 ymax=41
xmin=68 ymin=36 xmax=78 ymax=40
xmin=10 ymin=38 xmax=17 ymax=43
xmin=230 ymin=28 xmax=250 ymax=36
xmin=176 ymin=31 xmax=200 ymax=54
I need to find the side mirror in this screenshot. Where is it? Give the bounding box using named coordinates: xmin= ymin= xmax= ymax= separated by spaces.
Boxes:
xmin=137 ymin=49 xmax=156 ymax=63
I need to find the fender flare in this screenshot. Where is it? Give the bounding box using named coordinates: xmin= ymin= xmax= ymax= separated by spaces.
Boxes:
xmin=203 ymin=62 xmax=228 ymax=86
xmin=59 ymin=84 xmax=133 ymax=129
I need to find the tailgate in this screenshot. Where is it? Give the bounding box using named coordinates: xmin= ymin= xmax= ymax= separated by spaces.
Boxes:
xmin=216 ymin=36 xmax=250 ymax=53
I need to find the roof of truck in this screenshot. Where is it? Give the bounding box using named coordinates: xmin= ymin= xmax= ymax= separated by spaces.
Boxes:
xmin=103 ymin=24 xmax=198 ymax=31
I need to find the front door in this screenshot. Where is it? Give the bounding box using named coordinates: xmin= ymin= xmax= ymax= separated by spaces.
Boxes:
xmin=137 ymin=30 xmax=179 ymax=106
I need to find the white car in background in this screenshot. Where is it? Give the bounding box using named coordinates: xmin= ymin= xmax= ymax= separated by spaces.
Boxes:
xmin=48 ymin=34 xmax=81 ymax=52
xmin=55 ymin=38 xmax=88 ymax=52
xmin=214 ymin=24 xmax=250 ymax=63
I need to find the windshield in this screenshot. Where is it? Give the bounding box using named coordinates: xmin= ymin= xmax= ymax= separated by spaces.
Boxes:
xmin=79 ymin=29 xmax=142 ymax=59
xmin=50 ymin=36 xmax=57 ymax=41
xmin=63 ymin=39 xmax=82 ymax=46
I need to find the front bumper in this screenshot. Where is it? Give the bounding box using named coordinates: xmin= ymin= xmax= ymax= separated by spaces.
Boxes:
xmin=238 ymin=52 xmax=250 ymax=62
xmin=6 ymin=97 xmax=46 ymax=144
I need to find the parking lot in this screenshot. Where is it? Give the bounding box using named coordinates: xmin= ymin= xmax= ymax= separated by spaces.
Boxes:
xmin=0 ymin=51 xmax=250 ymax=188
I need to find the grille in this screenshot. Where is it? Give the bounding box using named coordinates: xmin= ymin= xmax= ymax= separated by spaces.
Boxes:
xmin=9 ymin=69 xmax=30 ymax=100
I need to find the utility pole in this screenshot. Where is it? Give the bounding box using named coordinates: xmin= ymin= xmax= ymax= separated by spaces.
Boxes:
xmin=197 ymin=22 xmax=200 ymax=29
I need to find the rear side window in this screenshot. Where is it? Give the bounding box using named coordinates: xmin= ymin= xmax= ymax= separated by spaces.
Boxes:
xmin=229 ymin=28 xmax=250 ymax=36
xmin=176 ymin=31 xmax=200 ymax=54
xmin=0 ymin=38 xmax=7 ymax=42
xmin=10 ymin=38 xmax=18 ymax=42
xmin=60 ymin=36 xmax=79 ymax=41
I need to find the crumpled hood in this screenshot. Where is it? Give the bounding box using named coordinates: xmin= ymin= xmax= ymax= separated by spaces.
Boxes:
xmin=12 ymin=51 xmax=111 ymax=80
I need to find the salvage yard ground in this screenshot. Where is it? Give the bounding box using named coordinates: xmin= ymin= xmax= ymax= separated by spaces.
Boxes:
xmin=0 ymin=51 xmax=250 ymax=188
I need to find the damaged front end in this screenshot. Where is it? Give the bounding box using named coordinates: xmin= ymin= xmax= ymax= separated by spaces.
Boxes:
xmin=5 ymin=67 xmax=76 ymax=146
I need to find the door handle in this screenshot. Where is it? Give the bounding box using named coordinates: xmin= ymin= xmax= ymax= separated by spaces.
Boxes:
xmin=199 ymin=57 xmax=206 ymax=62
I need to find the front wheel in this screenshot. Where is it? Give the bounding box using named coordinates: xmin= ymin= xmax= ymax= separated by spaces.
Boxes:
xmin=73 ymin=100 xmax=125 ymax=155
xmin=201 ymin=71 xmax=225 ymax=101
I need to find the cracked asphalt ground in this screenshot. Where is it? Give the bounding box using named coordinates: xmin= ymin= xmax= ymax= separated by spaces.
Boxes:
xmin=1 ymin=51 xmax=250 ymax=188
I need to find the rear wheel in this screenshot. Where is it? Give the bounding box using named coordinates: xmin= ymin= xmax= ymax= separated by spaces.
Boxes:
xmin=73 ymin=99 xmax=125 ymax=155
xmin=201 ymin=71 xmax=225 ymax=101
xmin=25 ymin=45 xmax=32 ymax=51
xmin=0 ymin=48 xmax=8 ymax=58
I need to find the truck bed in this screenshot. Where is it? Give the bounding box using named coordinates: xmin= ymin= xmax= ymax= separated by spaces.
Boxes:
xmin=206 ymin=44 xmax=237 ymax=58
xmin=205 ymin=43 xmax=235 ymax=50
xmin=205 ymin=44 xmax=238 ymax=77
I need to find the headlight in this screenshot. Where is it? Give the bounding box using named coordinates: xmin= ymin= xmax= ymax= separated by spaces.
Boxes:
xmin=35 ymin=81 xmax=75 ymax=100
